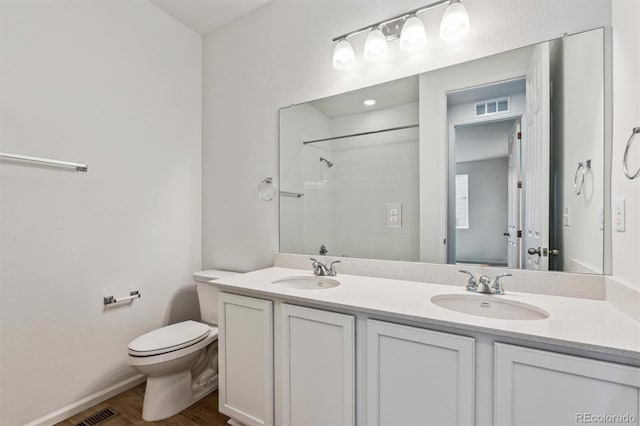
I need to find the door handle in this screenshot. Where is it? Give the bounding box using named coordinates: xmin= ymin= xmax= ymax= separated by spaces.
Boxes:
xmin=550 ymin=249 xmax=560 ymax=256
xmin=527 ymin=247 xmax=542 ymax=256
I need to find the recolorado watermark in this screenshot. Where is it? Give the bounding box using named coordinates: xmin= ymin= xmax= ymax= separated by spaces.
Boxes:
xmin=576 ymin=413 xmax=637 ymax=424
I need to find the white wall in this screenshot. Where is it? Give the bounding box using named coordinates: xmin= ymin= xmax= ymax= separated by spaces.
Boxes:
xmin=279 ymin=104 xmax=333 ymax=254
xmin=451 ymin=111 xmax=522 ymax=162
xmin=202 ymin=0 xmax=612 ymax=272
xmin=456 ymin=157 xmax=509 ymax=265
xmin=330 ymin=103 xmax=420 ymax=261
xmin=447 ymin=92 xmax=526 ymax=125
xmin=419 ymin=46 xmax=533 ymax=263
xmin=0 ymin=1 xmax=202 ymax=424
xmin=611 ymin=0 xmax=640 ymax=289
xmin=550 ymin=29 xmax=605 ymax=274
xmin=280 ymin=102 xmax=419 ymax=260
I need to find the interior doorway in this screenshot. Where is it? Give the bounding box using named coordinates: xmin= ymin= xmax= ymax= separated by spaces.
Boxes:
xmin=446 ymin=78 xmax=526 ymax=267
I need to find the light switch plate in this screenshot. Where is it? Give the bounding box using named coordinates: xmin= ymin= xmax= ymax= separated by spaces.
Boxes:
xmin=386 ymin=202 xmax=402 ymax=228
xmin=615 ymin=199 xmax=625 ymax=232
xmin=563 ymin=207 xmax=570 ymax=227
xmin=599 ymin=204 xmax=604 ymax=231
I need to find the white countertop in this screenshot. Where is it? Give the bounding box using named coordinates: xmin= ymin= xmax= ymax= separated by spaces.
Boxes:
xmin=210 ymin=267 xmax=640 ymax=358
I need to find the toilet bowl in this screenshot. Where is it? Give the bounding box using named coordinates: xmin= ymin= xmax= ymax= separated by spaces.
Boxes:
xmin=127 ymin=270 xmax=236 ymax=421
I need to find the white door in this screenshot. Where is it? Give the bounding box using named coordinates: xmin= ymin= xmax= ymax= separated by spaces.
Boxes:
xmin=495 ymin=343 xmax=640 ymax=426
xmin=523 ymin=41 xmax=551 ymax=270
xmin=366 ymin=320 xmax=475 ymax=426
xmin=218 ymin=293 xmax=273 ymax=426
xmin=279 ymin=304 xmax=355 ymax=426
xmin=507 ymin=120 xmax=522 ymax=268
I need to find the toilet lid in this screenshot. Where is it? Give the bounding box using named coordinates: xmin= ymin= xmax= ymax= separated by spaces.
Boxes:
xmin=128 ymin=320 xmax=210 ymax=356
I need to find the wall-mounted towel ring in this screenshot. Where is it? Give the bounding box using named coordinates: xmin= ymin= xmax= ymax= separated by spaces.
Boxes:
xmin=574 ymin=159 xmax=591 ymax=195
xmin=623 ymin=127 xmax=640 ymax=180
xmin=258 ymin=177 xmax=277 ymax=201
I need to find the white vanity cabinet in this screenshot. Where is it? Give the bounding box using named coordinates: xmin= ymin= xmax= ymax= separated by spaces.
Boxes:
xmin=215 ymin=285 xmax=640 ymax=426
xmin=218 ymin=293 xmax=273 ymax=426
xmin=366 ymin=319 xmax=475 ymax=426
xmin=495 ymin=343 xmax=640 ymax=426
xmin=279 ymin=304 xmax=355 ymax=426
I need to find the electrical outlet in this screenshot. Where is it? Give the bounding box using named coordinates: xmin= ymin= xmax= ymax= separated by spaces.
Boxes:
xmin=386 ymin=202 xmax=402 ymax=228
xmin=615 ymin=199 xmax=625 ymax=232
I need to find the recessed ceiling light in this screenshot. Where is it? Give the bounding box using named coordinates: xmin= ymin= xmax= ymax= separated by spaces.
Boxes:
xmin=363 ymin=99 xmax=377 ymax=106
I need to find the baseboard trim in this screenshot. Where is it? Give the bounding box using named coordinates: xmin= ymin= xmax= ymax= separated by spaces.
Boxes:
xmin=24 ymin=374 xmax=146 ymax=426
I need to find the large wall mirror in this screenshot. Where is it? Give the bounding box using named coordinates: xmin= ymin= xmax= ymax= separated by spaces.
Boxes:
xmin=279 ymin=28 xmax=608 ymax=275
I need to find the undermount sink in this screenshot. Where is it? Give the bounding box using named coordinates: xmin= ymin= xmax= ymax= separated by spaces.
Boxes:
xmin=272 ymin=276 xmax=340 ymax=290
xmin=431 ymin=294 xmax=549 ymax=320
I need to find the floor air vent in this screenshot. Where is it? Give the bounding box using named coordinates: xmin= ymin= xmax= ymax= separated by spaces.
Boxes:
xmin=74 ymin=407 xmax=120 ymax=426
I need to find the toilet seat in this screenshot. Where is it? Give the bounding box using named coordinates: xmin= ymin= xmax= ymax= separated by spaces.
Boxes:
xmin=128 ymin=326 xmax=218 ymax=368
xmin=129 ymin=320 xmax=211 ymax=357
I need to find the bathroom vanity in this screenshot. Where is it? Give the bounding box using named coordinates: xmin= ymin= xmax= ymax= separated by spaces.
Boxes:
xmin=208 ymin=267 xmax=640 ymax=426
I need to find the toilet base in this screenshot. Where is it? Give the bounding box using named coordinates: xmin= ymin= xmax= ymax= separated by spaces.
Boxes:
xmin=139 ymin=339 xmax=219 ymax=421
xmin=141 ymin=371 xmax=218 ymax=421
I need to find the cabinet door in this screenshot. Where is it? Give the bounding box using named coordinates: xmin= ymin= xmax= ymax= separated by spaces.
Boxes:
xmin=495 ymin=343 xmax=640 ymax=426
xmin=218 ymin=293 xmax=273 ymax=426
xmin=367 ymin=319 xmax=475 ymax=426
xmin=280 ymin=304 xmax=355 ymax=426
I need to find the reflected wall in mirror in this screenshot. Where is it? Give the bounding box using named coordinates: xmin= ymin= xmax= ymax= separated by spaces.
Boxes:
xmin=279 ymin=28 xmax=607 ymax=274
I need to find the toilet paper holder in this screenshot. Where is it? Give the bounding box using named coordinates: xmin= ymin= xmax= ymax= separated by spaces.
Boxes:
xmin=104 ymin=290 xmax=141 ymax=305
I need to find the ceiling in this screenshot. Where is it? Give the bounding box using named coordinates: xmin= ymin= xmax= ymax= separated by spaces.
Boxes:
xmin=455 ymin=119 xmax=516 ymax=163
xmin=310 ymin=76 xmax=419 ymax=118
xmin=150 ymin=0 xmax=271 ymax=35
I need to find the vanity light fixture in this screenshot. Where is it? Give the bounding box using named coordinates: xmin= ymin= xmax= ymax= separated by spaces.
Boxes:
xmin=363 ymin=27 xmax=389 ymax=62
xmin=439 ymin=0 xmax=471 ymax=41
xmin=399 ymin=14 xmax=427 ymax=52
xmin=332 ymin=38 xmax=356 ymax=70
xmin=331 ymin=0 xmax=470 ymax=70
xmin=363 ymin=99 xmax=377 ymax=106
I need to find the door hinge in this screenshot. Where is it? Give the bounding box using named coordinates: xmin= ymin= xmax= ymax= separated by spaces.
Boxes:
xmin=517 ymin=181 xmax=522 ymax=189
xmin=517 ymin=132 xmax=522 ymax=140
xmin=517 ymin=230 xmax=522 ymax=238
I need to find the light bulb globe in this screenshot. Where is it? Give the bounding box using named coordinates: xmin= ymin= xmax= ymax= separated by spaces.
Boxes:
xmin=363 ymin=28 xmax=389 ymax=62
xmin=439 ymin=0 xmax=470 ymax=41
xmin=399 ymin=15 xmax=427 ymax=52
xmin=332 ymin=39 xmax=355 ymax=70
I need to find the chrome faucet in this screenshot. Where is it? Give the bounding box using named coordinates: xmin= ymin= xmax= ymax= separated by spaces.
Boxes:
xmin=459 ymin=270 xmax=512 ymax=295
xmin=459 ymin=270 xmax=477 ymax=292
xmin=476 ymin=275 xmax=493 ymax=294
xmin=310 ymin=258 xmax=341 ymax=276
xmin=492 ymin=273 xmax=512 ymax=295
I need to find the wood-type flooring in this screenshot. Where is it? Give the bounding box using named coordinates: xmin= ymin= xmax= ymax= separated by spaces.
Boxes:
xmin=55 ymin=384 xmax=229 ymax=426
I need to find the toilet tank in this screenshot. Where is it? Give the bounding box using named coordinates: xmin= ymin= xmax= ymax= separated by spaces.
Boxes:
xmin=194 ymin=270 xmax=238 ymax=326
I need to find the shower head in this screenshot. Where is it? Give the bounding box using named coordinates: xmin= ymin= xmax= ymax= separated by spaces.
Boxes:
xmin=320 ymin=157 xmax=334 ymax=168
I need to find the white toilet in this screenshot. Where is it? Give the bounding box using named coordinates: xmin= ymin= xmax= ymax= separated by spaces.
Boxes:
xmin=127 ymin=269 xmax=236 ymax=421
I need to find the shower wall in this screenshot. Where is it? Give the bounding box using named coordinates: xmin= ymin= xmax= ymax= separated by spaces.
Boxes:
xmin=279 ymin=102 xmax=420 ymax=261
xmin=329 ymin=103 xmax=420 ymax=260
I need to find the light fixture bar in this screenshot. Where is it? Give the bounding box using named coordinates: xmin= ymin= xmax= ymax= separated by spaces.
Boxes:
xmin=332 ymin=0 xmax=449 ymax=42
